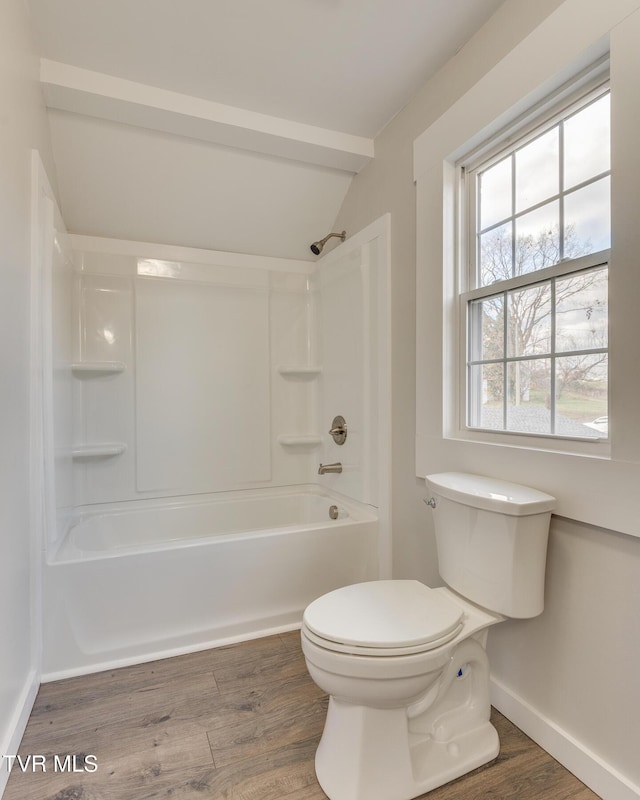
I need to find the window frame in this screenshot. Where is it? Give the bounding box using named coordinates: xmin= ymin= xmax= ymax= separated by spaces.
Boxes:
xmin=456 ymin=76 xmax=611 ymax=451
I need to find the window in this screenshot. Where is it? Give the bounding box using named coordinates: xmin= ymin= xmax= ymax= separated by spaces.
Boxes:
xmin=462 ymin=85 xmax=610 ymax=441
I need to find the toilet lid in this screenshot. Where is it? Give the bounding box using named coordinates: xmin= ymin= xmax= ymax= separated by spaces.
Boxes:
xmin=303 ymin=580 xmax=464 ymax=651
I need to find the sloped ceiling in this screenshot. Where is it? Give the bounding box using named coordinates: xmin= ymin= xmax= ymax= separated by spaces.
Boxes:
xmin=28 ymin=0 xmax=504 ymax=260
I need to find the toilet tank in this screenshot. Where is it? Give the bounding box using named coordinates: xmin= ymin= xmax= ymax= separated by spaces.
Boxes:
xmin=425 ymin=473 xmax=555 ymax=618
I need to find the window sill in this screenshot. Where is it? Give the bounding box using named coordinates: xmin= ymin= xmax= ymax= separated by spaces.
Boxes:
xmin=416 ymin=431 xmax=640 ymax=538
xmin=453 ymin=426 xmax=611 ymax=459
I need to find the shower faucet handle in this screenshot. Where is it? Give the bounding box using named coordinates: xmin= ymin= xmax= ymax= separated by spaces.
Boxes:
xmin=328 ymin=415 xmax=347 ymax=445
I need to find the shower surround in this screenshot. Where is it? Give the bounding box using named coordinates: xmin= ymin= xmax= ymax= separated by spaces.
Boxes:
xmin=42 ymin=224 xmax=389 ymax=678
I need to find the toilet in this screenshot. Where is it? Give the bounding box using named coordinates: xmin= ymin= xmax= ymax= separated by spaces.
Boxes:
xmin=301 ymin=472 xmax=555 ymax=800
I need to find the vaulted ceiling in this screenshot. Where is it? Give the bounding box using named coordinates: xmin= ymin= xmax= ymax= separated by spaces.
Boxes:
xmin=28 ymin=0 xmax=505 ymax=259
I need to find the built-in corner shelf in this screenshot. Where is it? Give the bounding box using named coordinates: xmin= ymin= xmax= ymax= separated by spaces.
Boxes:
xmin=277 ymin=435 xmax=322 ymax=448
xmin=72 ymin=361 xmax=126 ymax=376
xmin=72 ymin=443 xmax=127 ymax=460
xmin=277 ymin=365 xmax=323 ymax=379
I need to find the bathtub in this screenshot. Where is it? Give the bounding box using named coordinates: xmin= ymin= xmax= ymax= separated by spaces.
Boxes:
xmin=42 ymin=485 xmax=379 ymax=680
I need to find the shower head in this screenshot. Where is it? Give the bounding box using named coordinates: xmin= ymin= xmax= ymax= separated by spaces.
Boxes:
xmin=310 ymin=230 xmax=346 ymax=256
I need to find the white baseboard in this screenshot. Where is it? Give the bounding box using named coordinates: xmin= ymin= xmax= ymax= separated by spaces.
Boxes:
xmin=0 ymin=670 xmax=40 ymax=799
xmin=491 ymin=677 xmax=640 ymax=800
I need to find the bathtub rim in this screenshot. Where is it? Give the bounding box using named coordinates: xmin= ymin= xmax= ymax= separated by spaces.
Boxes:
xmin=50 ymin=482 xmax=378 ymax=565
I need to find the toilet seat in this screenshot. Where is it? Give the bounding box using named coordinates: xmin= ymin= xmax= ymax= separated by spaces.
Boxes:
xmin=302 ymin=623 xmax=464 ymax=657
xmin=302 ymin=580 xmax=465 ymax=657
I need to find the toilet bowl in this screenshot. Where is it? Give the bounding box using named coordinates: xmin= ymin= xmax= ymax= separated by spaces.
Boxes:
xmin=301 ymin=581 xmax=502 ymax=800
xmin=301 ymin=473 xmax=555 ymax=800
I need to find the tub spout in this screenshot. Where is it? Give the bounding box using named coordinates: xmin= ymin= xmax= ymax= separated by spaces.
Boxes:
xmin=318 ymin=462 xmax=342 ymax=475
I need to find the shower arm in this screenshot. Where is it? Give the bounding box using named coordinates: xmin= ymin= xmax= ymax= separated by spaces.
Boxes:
xmin=317 ymin=231 xmax=345 ymax=248
xmin=310 ymin=230 xmax=346 ymax=255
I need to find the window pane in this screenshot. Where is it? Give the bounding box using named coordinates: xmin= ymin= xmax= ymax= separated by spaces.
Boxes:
xmin=564 ymin=176 xmax=611 ymax=255
xmin=507 ymin=359 xmax=551 ymax=434
xmin=564 ymin=93 xmax=610 ymax=190
xmin=515 ymin=201 xmax=560 ymax=275
xmin=479 ymin=222 xmax=512 ymax=286
xmin=469 ymin=363 xmax=503 ymax=430
xmin=480 ymin=156 xmax=512 ymax=229
xmin=556 ymin=268 xmax=608 ymax=352
xmin=466 ymin=85 xmax=609 ymax=443
xmin=555 ymin=354 xmax=608 ymax=438
xmin=515 ymin=127 xmax=559 ymax=212
xmin=507 ymin=283 xmax=552 ymax=358
xmin=469 ymin=296 xmax=504 ymax=361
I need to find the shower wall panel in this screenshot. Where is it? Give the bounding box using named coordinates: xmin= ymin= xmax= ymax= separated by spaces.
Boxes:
xmin=135 ymin=276 xmax=271 ymax=493
xmin=69 ymin=244 xmax=318 ymax=508
xmin=49 ymin=217 xmax=76 ymax=548
xmin=75 ymin=272 xmax=135 ymax=504
xmin=314 ymin=239 xmax=380 ymax=507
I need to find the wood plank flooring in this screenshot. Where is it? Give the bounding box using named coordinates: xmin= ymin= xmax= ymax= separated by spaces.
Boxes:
xmin=4 ymin=632 xmax=600 ymax=800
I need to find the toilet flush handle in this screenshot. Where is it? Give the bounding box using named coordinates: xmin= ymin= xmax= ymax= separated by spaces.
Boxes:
xmin=424 ymin=497 xmax=437 ymax=509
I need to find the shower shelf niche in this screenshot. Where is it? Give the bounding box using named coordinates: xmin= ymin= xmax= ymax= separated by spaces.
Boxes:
xmin=72 ymin=361 xmax=126 ymax=376
xmin=277 ymin=435 xmax=322 ymax=448
xmin=277 ymin=365 xmax=323 ymax=379
xmin=72 ymin=443 xmax=127 ymax=460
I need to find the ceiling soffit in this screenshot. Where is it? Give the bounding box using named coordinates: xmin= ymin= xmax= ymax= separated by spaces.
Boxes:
xmin=41 ymin=59 xmax=374 ymax=174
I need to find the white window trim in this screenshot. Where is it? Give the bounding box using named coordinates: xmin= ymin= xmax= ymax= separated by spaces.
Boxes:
xmin=414 ymin=0 xmax=640 ymax=538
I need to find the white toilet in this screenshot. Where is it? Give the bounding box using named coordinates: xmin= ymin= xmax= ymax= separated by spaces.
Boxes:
xmin=301 ymin=472 xmax=555 ymax=800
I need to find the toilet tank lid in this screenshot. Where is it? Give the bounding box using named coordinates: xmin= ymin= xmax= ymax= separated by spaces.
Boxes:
xmin=425 ymin=472 xmax=555 ymax=516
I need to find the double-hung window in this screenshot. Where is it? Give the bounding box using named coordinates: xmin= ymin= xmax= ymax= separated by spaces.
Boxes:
xmin=461 ymin=82 xmax=610 ymax=441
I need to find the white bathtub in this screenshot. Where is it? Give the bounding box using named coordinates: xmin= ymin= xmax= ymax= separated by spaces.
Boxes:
xmin=42 ymin=485 xmax=379 ymax=679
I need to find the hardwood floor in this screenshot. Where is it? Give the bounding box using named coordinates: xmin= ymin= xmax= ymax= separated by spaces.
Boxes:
xmin=4 ymin=632 xmax=600 ymax=800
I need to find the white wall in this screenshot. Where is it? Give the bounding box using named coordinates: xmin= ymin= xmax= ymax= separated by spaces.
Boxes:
xmin=489 ymin=517 xmax=640 ymax=795
xmin=46 ymin=108 xmax=354 ymax=262
xmin=0 ymin=0 xmax=57 ymax=793
xmin=333 ymin=0 xmax=640 ymax=798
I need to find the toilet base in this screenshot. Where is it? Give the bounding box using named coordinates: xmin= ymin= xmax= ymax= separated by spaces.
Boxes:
xmin=315 ymin=698 xmax=499 ymax=800
xmin=313 ymin=636 xmax=499 ymax=800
